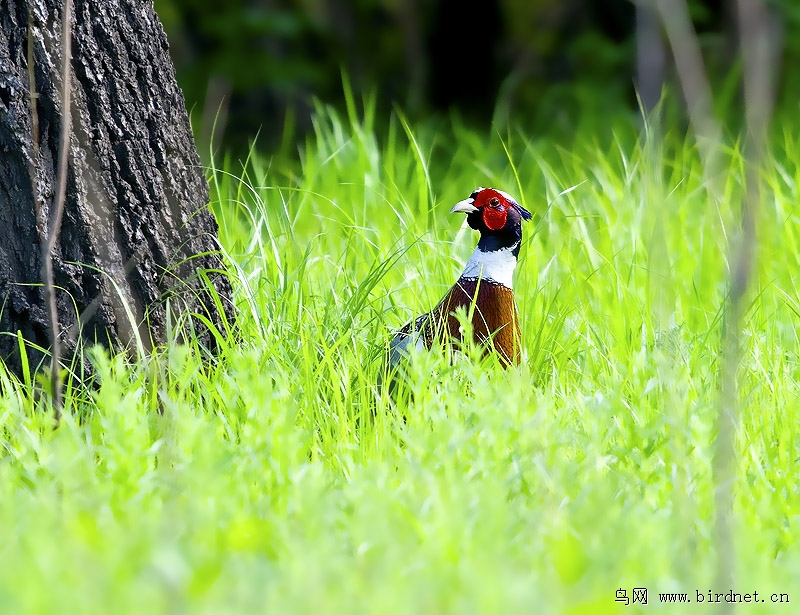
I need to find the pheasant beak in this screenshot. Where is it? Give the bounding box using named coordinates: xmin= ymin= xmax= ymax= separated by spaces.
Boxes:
xmin=450 ymin=198 xmax=479 ymax=214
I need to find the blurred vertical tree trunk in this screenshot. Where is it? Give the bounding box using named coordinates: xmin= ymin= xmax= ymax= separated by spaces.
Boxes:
xmin=635 ymin=1 xmax=666 ymax=113
xmin=713 ymin=0 xmax=777 ymax=600
xmin=0 ymin=0 xmax=232 ymax=379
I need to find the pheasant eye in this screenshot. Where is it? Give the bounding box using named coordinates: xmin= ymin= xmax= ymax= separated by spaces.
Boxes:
xmin=489 ymin=197 xmax=500 ymax=207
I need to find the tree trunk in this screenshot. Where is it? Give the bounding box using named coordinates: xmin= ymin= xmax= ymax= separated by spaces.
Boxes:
xmin=0 ymin=0 xmax=233 ymax=379
xmin=636 ymin=1 xmax=667 ymax=113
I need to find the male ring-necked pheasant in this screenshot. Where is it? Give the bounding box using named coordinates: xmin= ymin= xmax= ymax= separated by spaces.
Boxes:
xmin=388 ymin=187 xmax=532 ymax=372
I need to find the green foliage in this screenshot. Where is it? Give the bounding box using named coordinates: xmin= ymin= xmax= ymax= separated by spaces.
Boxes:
xmin=155 ymin=0 xmax=800 ymax=154
xmin=153 ymin=0 xmax=643 ymax=151
xmin=1 ymin=104 xmax=799 ymax=611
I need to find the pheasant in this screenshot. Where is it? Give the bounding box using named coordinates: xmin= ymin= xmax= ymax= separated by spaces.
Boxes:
xmin=387 ymin=187 xmax=532 ymax=372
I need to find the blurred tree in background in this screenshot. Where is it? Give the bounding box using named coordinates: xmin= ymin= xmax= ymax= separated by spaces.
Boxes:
xmin=154 ymin=0 xmax=799 ymax=155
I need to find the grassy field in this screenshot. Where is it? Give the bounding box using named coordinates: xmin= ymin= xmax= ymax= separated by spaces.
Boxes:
xmin=1 ymin=99 xmax=798 ymax=613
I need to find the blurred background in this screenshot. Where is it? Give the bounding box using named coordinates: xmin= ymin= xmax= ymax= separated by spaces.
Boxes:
xmin=153 ymin=0 xmax=799 ymax=156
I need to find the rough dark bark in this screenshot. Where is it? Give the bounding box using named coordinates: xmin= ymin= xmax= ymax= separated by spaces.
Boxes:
xmin=0 ymin=0 xmax=233 ymax=378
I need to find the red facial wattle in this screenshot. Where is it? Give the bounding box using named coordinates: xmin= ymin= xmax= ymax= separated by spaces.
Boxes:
xmin=482 ymin=205 xmax=507 ymax=230
xmin=474 ymin=190 xmax=509 ymax=230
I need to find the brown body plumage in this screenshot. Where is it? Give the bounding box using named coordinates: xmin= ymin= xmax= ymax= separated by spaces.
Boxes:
xmin=396 ymin=278 xmax=520 ymax=366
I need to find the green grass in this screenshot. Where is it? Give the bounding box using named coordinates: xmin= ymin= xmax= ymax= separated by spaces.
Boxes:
xmin=1 ymin=100 xmax=799 ymax=613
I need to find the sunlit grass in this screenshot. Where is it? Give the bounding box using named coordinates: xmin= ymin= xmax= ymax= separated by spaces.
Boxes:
xmin=0 ymin=101 xmax=798 ymax=613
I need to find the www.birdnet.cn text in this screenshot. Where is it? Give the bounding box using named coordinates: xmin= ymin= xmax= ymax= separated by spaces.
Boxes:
xmin=614 ymin=588 xmax=790 ymax=606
